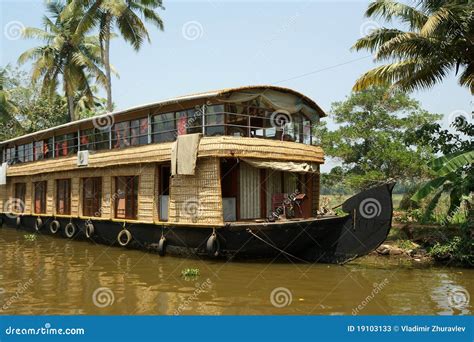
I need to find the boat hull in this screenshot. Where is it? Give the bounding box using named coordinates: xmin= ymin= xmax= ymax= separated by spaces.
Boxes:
xmin=0 ymin=183 xmax=394 ymax=264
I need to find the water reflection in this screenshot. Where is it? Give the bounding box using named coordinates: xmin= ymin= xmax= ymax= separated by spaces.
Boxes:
xmin=0 ymin=229 xmax=472 ymax=315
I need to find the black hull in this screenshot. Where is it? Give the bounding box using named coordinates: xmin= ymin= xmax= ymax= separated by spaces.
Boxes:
xmin=0 ymin=183 xmax=394 ymax=264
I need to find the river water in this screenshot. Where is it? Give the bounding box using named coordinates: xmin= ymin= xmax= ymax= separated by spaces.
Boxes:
xmin=0 ymin=228 xmax=471 ymax=315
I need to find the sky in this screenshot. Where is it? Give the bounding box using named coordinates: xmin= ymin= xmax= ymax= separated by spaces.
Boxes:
xmin=1 ymin=0 xmax=472 ymax=171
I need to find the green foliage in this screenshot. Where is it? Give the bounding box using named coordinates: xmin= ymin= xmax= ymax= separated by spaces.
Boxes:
xmin=429 ymin=221 xmax=473 ymax=266
xmin=0 ymin=66 xmax=101 ymax=141
xmin=18 ymin=1 xmax=107 ymax=121
xmin=410 ymin=120 xmax=473 ymax=218
xmin=24 ymin=234 xmax=37 ymax=241
xmin=316 ymin=85 xmax=440 ymax=190
xmin=181 ymin=268 xmax=200 ymax=277
xmin=353 ymin=0 xmax=474 ymax=94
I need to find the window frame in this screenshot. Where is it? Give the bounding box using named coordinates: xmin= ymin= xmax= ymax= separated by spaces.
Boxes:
xmin=56 ymin=179 xmax=71 ymax=215
xmin=34 ymin=181 xmax=47 ymax=214
xmin=14 ymin=183 xmax=26 ymax=213
xmin=82 ymin=177 xmax=102 ymax=217
xmin=114 ymin=176 xmax=139 ymax=220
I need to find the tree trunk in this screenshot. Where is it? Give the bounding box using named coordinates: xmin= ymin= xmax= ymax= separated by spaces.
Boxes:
xmin=66 ymin=94 xmax=75 ymax=122
xmin=103 ymin=15 xmax=113 ymax=112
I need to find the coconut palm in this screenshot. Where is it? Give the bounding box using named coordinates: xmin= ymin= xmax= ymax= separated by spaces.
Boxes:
xmin=65 ymin=0 xmax=164 ymax=112
xmin=0 ymin=69 xmax=19 ymax=124
xmin=352 ymin=0 xmax=474 ymax=94
xmin=18 ymin=1 xmax=106 ymax=121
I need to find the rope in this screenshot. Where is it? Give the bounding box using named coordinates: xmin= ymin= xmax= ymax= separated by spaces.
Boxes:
xmin=246 ymin=228 xmax=310 ymax=263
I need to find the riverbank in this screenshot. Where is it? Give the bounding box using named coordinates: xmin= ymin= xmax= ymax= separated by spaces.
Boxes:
xmin=355 ymin=221 xmax=472 ymax=268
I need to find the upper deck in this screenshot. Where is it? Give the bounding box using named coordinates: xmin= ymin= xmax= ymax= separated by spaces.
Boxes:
xmin=1 ymin=85 xmax=326 ymax=169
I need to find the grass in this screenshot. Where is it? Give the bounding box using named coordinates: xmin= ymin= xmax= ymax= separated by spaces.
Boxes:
xmin=181 ymin=268 xmax=200 ymax=277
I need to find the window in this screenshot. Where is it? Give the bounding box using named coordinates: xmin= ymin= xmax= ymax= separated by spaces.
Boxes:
xmin=55 ymin=133 xmax=78 ymax=157
xmin=17 ymin=145 xmax=25 ymax=162
xmin=56 ymin=179 xmax=71 ymax=215
xmin=176 ymin=110 xmax=187 ymax=135
xmin=34 ymin=181 xmax=47 ymax=214
xmin=130 ymin=118 xmax=149 ymax=146
xmin=112 ymin=121 xmax=130 ymax=148
xmin=152 ymin=112 xmax=176 ymax=143
xmin=34 ymin=140 xmax=44 ymax=160
xmin=80 ymin=128 xmax=110 ymax=151
xmin=24 ymin=143 xmax=34 ymax=162
xmin=205 ymin=105 xmax=225 ymax=136
xmin=6 ymin=146 xmax=15 ymax=164
xmin=186 ymin=108 xmax=203 ymax=135
xmin=83 ymin=177 xmax=102 ymax=217
xmin=115 ymin=176 xmax=139 ymax=219
xmin=14 ymin=183 xmax=26 ymax=213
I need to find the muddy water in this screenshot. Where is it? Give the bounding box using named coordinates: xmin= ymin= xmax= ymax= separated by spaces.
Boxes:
xmin=0 ymin=228 xmax=471 ymax=315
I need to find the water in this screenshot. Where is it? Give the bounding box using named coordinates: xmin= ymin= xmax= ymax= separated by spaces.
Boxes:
xmin=0 ymin=228 xmax=471 ymax=315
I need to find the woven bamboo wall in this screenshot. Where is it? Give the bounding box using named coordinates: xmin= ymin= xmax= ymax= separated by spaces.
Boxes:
xmin=6 ymin=137 xmax=324 ymax=177
xmin=168 ymin=157 xmax=223 ymax=226
xmin=1 ymin=164 xmax=156 ymax=224
xmin=0 ymin=185 xmax=7 ymax=213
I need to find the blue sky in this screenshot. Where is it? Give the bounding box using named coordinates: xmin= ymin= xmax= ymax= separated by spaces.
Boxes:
xmin=1 ymin=0 xmax=472 ymax=170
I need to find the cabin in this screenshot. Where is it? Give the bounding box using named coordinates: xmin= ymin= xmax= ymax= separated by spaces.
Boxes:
xmin=0 ymin=86 xmax=325 ymax=229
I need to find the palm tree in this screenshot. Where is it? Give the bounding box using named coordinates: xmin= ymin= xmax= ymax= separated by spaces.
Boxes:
xmin=352 ymin=0 xmax=473 ymax=94
xmin=65 ymin=0 xmax=164 ymax=112
xmin=19 ymin=1 xmax=106 ymax=121
xmin=0 ymin=69 xmax=18 ymax=122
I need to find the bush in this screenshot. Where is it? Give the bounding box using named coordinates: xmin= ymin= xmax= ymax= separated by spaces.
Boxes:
xmin=429 ymin=222 xmax=473 ymax=267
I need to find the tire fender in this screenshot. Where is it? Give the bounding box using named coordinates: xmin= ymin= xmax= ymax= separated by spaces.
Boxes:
xmin=117 ymin=229 xmax=132 ymax=247
xmin=65 ymin=223 xmax=77 ymax=238
xmin=49 ymin=220 xmax=60 ymax=234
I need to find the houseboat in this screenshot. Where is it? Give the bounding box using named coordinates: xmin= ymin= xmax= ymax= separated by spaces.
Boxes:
xmin=0 ymin=86 xmax=393 ymax=263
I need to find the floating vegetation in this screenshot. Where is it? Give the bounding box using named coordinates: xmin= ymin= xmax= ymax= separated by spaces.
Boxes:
xmin=181 ymin=268 xmax=200 ymax=278
xmin=24 ymin=234 xmax=37 ymax=241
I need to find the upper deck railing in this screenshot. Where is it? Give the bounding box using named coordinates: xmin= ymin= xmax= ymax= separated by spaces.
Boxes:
xmin=1 ymin=104 xmax=320 ymax=165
